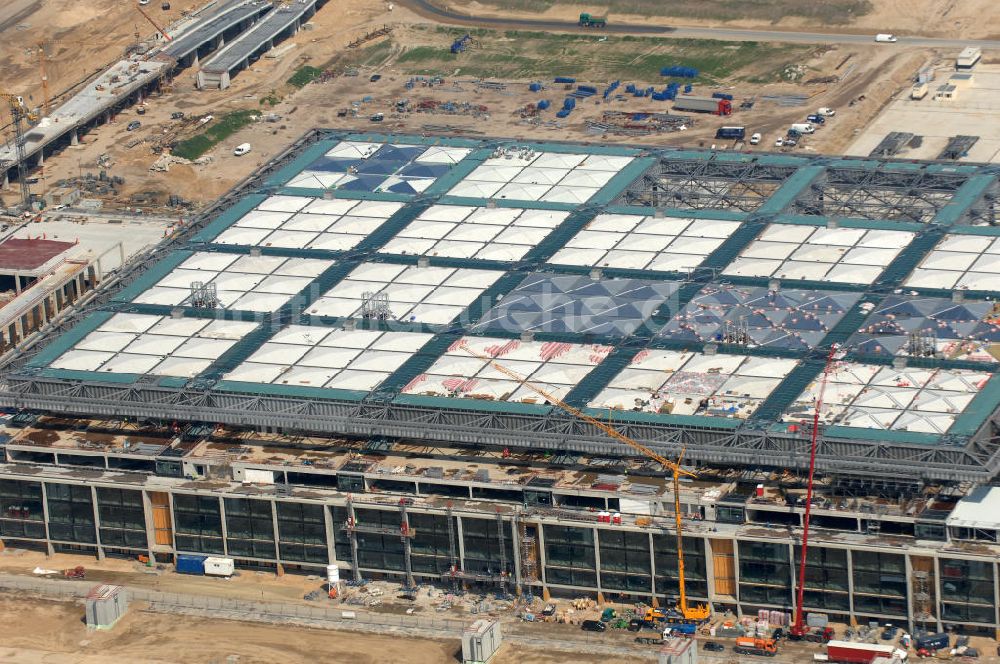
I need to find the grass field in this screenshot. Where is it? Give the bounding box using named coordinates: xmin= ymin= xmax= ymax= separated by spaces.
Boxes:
xmin=385 ymin=28 xmax=813 ymax=84
xmin=172 ymin=110 xmax=258 ymax=160
xmin=450 ymin=0 xmax=872 ymax=23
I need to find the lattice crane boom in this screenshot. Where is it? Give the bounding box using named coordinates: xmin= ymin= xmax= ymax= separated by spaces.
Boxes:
xmin=457 ymin=342 xmax=709 ymax=621
xmin=0 ymin=92 xmax=31 ymax=211
xmin=791 ymin=343 xmax=844 ymax=637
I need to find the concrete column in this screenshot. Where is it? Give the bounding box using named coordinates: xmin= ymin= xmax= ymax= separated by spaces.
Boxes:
xmin=733 ymin=539 xmax=742 ymax=618
xmin=141 ymin=490 xmax=156 ymax=560
xmin=648 ymin=531 xmax=658 ymax=605
xmin=167 ymin=493 xmax=179 ymax=553
xmin=933 ymin=556 xmax=943 ymax=631
xmin=846 ymin=549 xmax=856 ymax=626
xmin=592 ymin=527 xmax=603 ymax=604
xmin=40 ymin=482 xmax=54 ymax=556
xmin=703 ymin=536 xmax=716 ymax=608
xmin=219 ymin=496 xmax=229 ymax=556
xmin=789 ymin=541 xmax=798 ymax=615
xmin=36 ymin=150 xmax=43 ymax=167
xmin=3 ymin=170 xmax=8 ymax=189
xmin=904 ymin=553 xmax=914 ymax=633
xmin=91 ymin=486 xmax=105 ymax=560
xmin=13 ymin=273 xmax=21 ymax=295
xmin=510 ymin=515 xmax=522 ymax=593
xmin=455 ymin=515 xmax=466 ymax=570
xmin=271 ymin=499 xmax=281 ymax=564
xmin=70 ymin=129 xmax=78 ymax=146
xmin=191 ymin=51 xmax=199 ymax=68
xmin=993 ymin=561 xmax=1000 ymax=636
xmin=324 ymin=504 xmax=336 ymax=565
xmin=536 ymin=522 xmax=547 ymax=590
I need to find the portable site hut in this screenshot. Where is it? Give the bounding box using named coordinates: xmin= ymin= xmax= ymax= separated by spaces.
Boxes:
xmin=462 ymin=619 xmax=502 ymax=664
xmin=85 ymin=584 xmax=128 ymax=629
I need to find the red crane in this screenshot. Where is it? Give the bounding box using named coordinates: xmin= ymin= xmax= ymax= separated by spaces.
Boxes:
xmin=136 ymin=4 xmax=172 ymax=41
xmin=790 ymin=343 xmax=843 ymax=640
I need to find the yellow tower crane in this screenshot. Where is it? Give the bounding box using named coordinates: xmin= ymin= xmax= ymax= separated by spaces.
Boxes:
xmin=458 ymin=342 xmax=711 ymax=622
xmin=0 ymin=92 xmax=32 ymax=211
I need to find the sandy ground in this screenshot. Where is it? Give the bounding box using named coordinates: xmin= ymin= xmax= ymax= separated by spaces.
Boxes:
xmin=447 ymin=0 xmax=1000 ymax=39
xmin=0 ymin=596 xmax=462 ymax=664
xmin=0 ymin=0 xmax=205 ymax=117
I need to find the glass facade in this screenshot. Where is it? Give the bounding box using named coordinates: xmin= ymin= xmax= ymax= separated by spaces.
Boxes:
xmin=739 ymin=541 xmax=791 ymax=607
xmin=940 ymin=558 xmax=996 ymax=624
xmin=225 ymin=497 xmax=275 ymax=559
xmin=354 ymin=508 xmax=405 ymax=571
xmin=600 ymin=530 xmax=652 ymax=593
xmin=173 ymin=494 xmax=224 ymax=554
xmin=653 ymin=534 xmax=707 ymax=599
xmin=794 ymin=546 xmax=850 ymax=612
xmin=461 ymin=516 xmax=514 ymax=577
xmin=276 ymin=502 xmax=327 ymax=564
xmin=544 ymin=525 xmax=597 ymax=588
xmin=853 ymin=550 xmax=907 ymax=617
xmin=409 ymin=512 xmax=452 ymax=575
xmin=0 ymin=479 xmax=45 ymax=539
xmin=46 ymin=482 xmax=96 ymax=544
xmin=96 ymin=488 xmax=147 ymax=549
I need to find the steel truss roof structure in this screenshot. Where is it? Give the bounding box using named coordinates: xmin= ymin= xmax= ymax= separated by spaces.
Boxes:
xmin=5 ymin=131 xmax=1000 ymax=484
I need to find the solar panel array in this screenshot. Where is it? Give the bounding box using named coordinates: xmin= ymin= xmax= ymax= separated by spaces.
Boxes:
xmin=24 ymin=135 xmax=1000 ymax=446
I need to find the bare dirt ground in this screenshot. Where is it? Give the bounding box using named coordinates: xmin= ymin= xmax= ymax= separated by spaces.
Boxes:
xmin=0 ymin=0 xmax=951 ymax=214
xmin=445 ymin=0 xmax=1000 ymax=39
xmin=0 ymin=596 xmax=462 ymax=664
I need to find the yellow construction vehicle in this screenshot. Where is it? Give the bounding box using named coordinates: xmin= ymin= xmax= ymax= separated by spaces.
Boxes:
xmin=458 ymin=342 xmax=711 ymax=622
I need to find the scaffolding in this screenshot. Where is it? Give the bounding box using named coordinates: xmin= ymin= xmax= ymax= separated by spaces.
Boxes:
xmin=906 ymin=330 xmax=937 ymax=358
xmin=617 ymin=157 xmax=796 ymax=211
xmin=342 ymin=495 xmax=416 ymax=587
xmin=360 ymin=291 xmax=391 ymax=320
xmin=912 ymin=569 xmax=932 ymax=627
xmin=188 ymin=281 xmax=220 ymax=309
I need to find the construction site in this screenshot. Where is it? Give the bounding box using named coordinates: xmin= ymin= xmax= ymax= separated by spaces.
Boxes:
xmin=2 ymin=1 xmax=1000 ymax=664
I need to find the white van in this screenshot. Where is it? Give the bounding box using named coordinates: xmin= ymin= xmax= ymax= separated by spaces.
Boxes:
xmin=875 ymin=33 xmax=898 ymax=43
xmin=749 ymin=133 xmax=761 ymax=145
xmin=790 ymin=123 xmax=815 ymax=134
xmin=233 ymin=143 xmax=252 ymax=156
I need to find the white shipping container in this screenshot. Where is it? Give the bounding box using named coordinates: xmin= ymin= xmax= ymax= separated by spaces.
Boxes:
xmin=204 ymin=557 xmax=235 ymax=577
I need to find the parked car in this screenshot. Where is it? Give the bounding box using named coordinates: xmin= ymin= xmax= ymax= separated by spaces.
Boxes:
xmin=581 ymin=620 xmax=607 ymax=632
xmin=881 ymin=625 xmax=899 ymax=640
xmin=774 ymin=137 xmax=784 ymax=147
xmin=126 ymin=121 xmax=141 ymax=131
xmin=749 ymin=132 xmax=761 ymax=145
xmin=785 ymin=138 xmax=798 ymax=147
xmin=370 ymin=74 xmax=382 ymax=82
xmin=704 ymin=642 xmax=725 ymax=652
xmin=627 ymin=618 xmax=644 ymax=632
xmin=370 ymin=113 xmax=384 ymax=123
xmin=233 ymin=143 xmax=252 ymax=157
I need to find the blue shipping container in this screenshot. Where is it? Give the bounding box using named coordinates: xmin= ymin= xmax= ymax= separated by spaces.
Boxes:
xmin=556 ymin=109 xmax=571 ymax=118
xmin=529 ymin=82 xmax=543 ymax=92
xmin=537 ymin=99 xmax=551 ymax=110
xmin=711 ymin=92 xmax=735 ymax=100
xmin=563 ymin=97 xmax=576 ymax=109
xmin=554 ymin=77 xmax=576 ymax=84
xmin=176 ymin=554 xmax=207 ymax=575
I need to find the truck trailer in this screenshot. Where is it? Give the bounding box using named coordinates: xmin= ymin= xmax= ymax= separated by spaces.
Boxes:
xmin=715 ymin=126 xmax=746 ymax=140
xmin=673 ymin=96 xmax=732 ymax=115
xmin=578 ymin=13 xmax=606 ymax=27
xmin=825 ymin=640 xmax=908 ymax=664
xmin=734 ymin=637 xmax=777 ymax=657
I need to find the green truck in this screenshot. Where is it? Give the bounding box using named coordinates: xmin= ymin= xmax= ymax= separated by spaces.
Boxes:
xmin=578 ymin=12 xmax=607 ymax=28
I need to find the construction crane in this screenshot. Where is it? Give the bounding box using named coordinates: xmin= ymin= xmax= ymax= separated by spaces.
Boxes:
xmin=136 ymin=4 xmax=172 ymax=41
xmin=458 ymin=342 xmax=710 ymax=622
xmin=0 ymin=93 xmax=32 ymax=212
xmin=789 ymin=343 xmax=844 ymax=639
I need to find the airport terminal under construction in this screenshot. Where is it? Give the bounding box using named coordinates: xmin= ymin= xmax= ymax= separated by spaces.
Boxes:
xmin=4 ymin=131 xmax=1000 ymax=638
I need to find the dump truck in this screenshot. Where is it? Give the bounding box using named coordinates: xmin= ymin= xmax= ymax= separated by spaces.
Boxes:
xmin=672 ymin=95 xmax=732 ymax=115
xmin=734 ymin=637 xmax=778 ymax=657
xmin=825 ymin=640 xmax=908 ymax=663
xmin=578 ymin=12 xmax=607 ymax=27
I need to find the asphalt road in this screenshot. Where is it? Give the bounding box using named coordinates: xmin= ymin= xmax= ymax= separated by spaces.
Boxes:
xmin=398 ymin=0 xmax=1000 ymax=48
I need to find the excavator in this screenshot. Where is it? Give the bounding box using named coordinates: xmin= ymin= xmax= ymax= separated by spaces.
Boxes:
xmin=458 ymin=342 xmax=711 ymax=622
